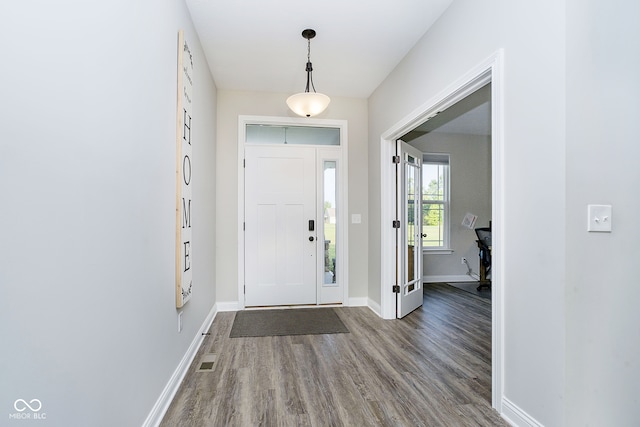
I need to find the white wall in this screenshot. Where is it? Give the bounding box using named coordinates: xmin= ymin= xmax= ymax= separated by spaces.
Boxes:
xmin=368 ymin=0 xmax=565 ymax=425
xmin=565 ymin=0 xmax=640 ymax=425
xmin=216 ymin=91 xmax=368 ymax=304
xmin=411 ymin=133 xmax=491 ymax=279
xmin=0 ymin=1 xmax=217 ymax=426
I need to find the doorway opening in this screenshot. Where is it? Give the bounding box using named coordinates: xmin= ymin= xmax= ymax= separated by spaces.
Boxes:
xmin=379 ymin=50 xmax=504 ymax=410
xmin=403 ymin=81 xmax=491 ymax=286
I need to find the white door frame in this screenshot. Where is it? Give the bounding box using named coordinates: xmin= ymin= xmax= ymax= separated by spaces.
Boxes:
xmin=379 ymin=50 xmax=504 ymax=410
xmin=237 ymin=115 xmax=349 ymax=309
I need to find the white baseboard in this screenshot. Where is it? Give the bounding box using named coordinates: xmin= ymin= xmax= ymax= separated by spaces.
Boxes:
xmin=501 ymin=397 xmax=543 ymax=427
xmin=348 ymin=297 xmax=368 ymax=307
xmin=367 ymin=298 xmax=382 ymax=317
xmin=142 ymin=305 xmax=218 ymax=427
xmin=423 ymin=274 xmax=477 ymax=283
xmin=216 ymin=301 xmax=240 ymax=312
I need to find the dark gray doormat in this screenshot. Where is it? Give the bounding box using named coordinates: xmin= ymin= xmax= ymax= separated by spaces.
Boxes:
xmin=229 ymin=308 xmax=350 ymax=338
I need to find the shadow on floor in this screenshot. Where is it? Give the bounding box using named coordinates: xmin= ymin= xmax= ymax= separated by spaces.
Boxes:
xmin=427 ymin=281 xmax=491 ymax=300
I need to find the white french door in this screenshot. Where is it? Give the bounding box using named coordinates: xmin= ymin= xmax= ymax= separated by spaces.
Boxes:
xmin=244 ymin=145 xmax=317 ymax=306
xmin=396 ymin=141 xmax=424 ymax=318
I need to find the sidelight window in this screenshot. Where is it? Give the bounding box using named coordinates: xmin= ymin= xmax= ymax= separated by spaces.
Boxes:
xmin=323 ymin=161 xmax=337 ymax=285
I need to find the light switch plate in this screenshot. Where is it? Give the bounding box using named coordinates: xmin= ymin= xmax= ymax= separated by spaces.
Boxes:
xmin=587 ymin=204 xmax=612 ymax=232
xmin=351 ymin=214 xmax=361 ymax=224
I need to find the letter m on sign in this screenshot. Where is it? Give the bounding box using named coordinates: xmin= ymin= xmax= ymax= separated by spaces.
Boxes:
xmin=182 ymin=198 xmax=191 ymax=228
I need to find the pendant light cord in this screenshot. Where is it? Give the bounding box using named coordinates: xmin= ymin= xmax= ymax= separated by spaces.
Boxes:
xmin=305 ymin=37 xmax=316 ymax=93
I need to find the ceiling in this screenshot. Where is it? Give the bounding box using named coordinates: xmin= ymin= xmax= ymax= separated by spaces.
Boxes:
xmin=401 ymin=83 xmax=492 ymax=141
xmin=185 ymin=0 xmax=454 ymax=98
xmin=184 ymin=0 xmax=489 ymax=137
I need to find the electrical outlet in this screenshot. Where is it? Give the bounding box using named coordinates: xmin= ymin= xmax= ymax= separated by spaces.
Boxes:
xmin=461 ymin=257 xmax=467 ymax=264
xmin=178 ymin=311 xmax=183 ymax=333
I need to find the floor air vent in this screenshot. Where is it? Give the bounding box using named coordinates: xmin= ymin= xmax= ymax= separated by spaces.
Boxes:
xmin=196 ymin=353 xmax=216 ymax=372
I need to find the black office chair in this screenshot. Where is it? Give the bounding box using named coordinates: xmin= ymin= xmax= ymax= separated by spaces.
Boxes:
xmin=475 ymin=227 xmax=491 ymax=291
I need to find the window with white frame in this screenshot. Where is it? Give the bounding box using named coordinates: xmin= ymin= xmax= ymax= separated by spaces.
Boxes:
xmin=422 ymin=153 xmax=450 ymax=250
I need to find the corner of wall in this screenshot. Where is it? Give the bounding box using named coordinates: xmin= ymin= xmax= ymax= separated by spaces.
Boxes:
xmin=143 ymin=305 xmax=218 ymax=427
xmin=501 ymin=397 xmax=545 ymax=427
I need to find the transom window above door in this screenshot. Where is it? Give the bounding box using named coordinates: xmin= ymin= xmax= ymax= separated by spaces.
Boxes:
xmin=246 ymin=124 xmax=340 ymax=145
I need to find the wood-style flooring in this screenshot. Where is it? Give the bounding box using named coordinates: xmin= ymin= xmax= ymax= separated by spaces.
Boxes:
xmin=160 ymin=283 xmax=508 ymax=426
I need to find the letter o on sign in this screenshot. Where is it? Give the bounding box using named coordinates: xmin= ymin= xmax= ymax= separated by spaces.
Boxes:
xmin=183 ymin=155 xmax=191 ymax=185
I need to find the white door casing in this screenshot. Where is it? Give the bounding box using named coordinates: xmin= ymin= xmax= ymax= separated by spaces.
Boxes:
xmin=245 ymin=146 xmax=317 ymax=306
xmin=238 ymin=116 xmax=349 ymax=310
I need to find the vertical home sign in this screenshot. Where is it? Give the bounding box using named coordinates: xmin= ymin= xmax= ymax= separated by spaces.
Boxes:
xmin=176 ymin=29 xmax=193 ymax=308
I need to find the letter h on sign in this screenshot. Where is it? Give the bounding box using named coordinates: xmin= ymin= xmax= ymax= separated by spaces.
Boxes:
xmin=183 ymin=108 xmax=191 ymax=145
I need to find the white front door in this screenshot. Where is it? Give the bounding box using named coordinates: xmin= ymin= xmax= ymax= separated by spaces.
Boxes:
xmin=397 ymin=141 xmax=424 ymax=318
xmin=245 ymin=145 xmax=317 ymax=306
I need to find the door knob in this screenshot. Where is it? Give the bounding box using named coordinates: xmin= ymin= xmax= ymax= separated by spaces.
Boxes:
xmin=309 ymin=236 xmax=315 ymax=242
xmin=421 ymin=233 xmax=427 ymax=237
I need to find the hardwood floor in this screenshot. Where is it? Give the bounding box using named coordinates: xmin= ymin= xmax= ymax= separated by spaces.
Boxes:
xmin=160 ymin=283 xmax=508 ymax=426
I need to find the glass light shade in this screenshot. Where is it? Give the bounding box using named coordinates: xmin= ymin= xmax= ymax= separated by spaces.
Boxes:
xmin=286 ymin=92 xmax=331 ymax=117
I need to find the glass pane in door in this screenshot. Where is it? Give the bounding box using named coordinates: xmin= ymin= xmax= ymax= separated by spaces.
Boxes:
xmin=405 ymin=161 xmax=418 ymax=287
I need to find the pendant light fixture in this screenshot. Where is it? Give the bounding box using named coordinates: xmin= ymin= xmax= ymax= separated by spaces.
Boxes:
xmin=286 ymin=29 xmax=330 ymax=117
